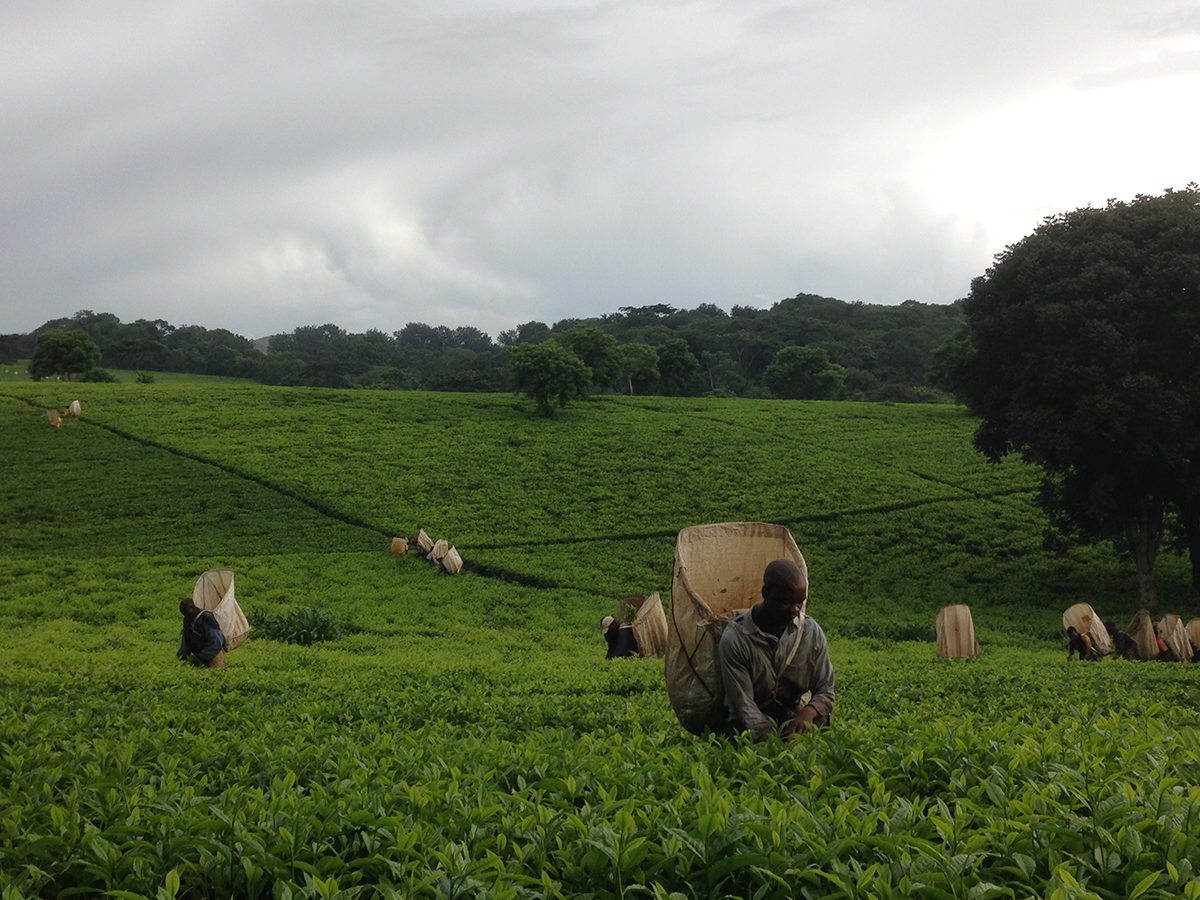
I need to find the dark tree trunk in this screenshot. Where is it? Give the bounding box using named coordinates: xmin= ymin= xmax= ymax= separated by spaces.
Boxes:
xmin=1125 ymin=497 xmax=1164 ymax=610
xmin=1177 ymin=497 xmax=1200 ymax=592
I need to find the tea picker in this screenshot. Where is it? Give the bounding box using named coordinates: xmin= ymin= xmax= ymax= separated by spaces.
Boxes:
xmin=45 ymin=400 xmax=83 ymax=428
xmin=178 ymin=569 xmax=252 ymax=668
xmin=390 ymin=527 xmax=463 ymax=574
xmin=666 ymin=522 xmax=834 ymax=741
xmin=601 ymin=593 xmax=667 ymax=659
xmin=178 ymin=598 xmax=227 ymax=668
xmin=937 ymin=604 xmax=982 ymax=659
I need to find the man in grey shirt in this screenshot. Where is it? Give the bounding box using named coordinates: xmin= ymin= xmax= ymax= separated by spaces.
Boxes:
xmin=717 ymin=558 xmax=835 ymax=741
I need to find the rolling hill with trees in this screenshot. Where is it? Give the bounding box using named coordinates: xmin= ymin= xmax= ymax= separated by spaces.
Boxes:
xmin=0 ymin=293 xmax=963 ymax=401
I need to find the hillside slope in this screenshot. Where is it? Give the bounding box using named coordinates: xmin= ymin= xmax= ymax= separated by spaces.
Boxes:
xmin=3 ymin=383 xmax=1192 ymax=632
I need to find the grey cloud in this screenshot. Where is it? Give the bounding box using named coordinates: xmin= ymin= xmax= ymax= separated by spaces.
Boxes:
xmin=2 ymin=0 xmax=1198 ymax=338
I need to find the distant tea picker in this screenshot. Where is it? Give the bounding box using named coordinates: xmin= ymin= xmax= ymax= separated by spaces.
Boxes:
xmin=177 ymin=569 xmax=251 ymax=668
xmin=601 ymin=593 xmax=667 ymax=659
xmin=45 ymin=400 xmax=82 ymax=428
xmin=390 ymin=527 xmax=463 ymax=574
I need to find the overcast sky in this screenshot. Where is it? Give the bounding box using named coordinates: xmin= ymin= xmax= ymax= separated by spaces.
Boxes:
xmin=3 ymin=1 xmax=1198 ymax=340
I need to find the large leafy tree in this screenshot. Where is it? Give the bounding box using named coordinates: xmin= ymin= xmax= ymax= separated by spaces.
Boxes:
xmin=556 ymin=326 xmax=621 ymax=392
xmin=656 ymin=339 xmax=700 ymax=396
xmin=954 ymin=187 xmax=1200 ymax=608
xmin=507 ymin=341 xmax=591 ymax=416
xmin=615 ymin=343 xmax=659 ymax=395
xmin=29 ymin=329 xmax=102 ymax=382
xmin=762 ymin=345 xmax=846 ymax=400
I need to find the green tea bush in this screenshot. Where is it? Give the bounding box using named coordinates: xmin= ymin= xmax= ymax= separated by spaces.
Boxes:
xmin=249 ymin=606 xmax=349 ymax=645
xmin=78 ymin=367 xmax=118 ymax=382
xmin=4 ymin=384 xmax=1200 ymax=899
xmin=847 ymin=621 xmax=937 ymax=642
xmin=1003 ymin=623 xmax=1068 ymax=644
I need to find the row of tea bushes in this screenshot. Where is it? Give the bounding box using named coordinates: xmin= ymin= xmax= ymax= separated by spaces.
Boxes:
xmin=3 ymin=639 xmax=1200 ymax=898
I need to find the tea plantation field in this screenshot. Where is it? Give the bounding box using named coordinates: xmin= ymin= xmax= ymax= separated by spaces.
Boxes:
xmin=1 ymin=384 xmax=1199 ymax=900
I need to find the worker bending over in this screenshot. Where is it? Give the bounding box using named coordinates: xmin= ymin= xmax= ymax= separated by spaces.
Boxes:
xmin=178 ymin=598 xmax=227 ymax=668
xmin=1066 ymin=625 xmax=1101 ymax=661
xmin=718 ymin=559 xmax=835 ymax=741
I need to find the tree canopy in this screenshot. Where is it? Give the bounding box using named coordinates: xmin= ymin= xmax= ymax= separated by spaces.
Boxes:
xmin=616 ymin=343 xmax=659 ymax=395
xmin=8 ymin=292 xmax=965 ymax=400
xmin=556 ymin=326 xmax=621 ymax=392
xmin=762 ymin=345 xmax=846 ymax=400
xmin=953 ymin=186 xmax=1200 ymax=608
xmin=506 ymin=341 xmax=591 ymax=416
xmin=29 ymin=329 xmax=101 ymax=381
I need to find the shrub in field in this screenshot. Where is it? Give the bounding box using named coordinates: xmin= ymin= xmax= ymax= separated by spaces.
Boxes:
xmin=78 ymin=367 xmax=118 ymax=382
xmin=249 ymin=606 xmax=348 ymax=644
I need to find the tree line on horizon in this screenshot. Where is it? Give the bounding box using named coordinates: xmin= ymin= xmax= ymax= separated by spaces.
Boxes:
xmin=0 ymin=294 xmax=964 ymax=401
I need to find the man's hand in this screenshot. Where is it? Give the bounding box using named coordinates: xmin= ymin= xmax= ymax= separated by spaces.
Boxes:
xmin=782 ymin=705 xmax=819 ymax=738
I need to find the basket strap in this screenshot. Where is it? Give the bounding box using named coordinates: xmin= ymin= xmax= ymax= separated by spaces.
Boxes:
xmin=672 ymin=566 xmax=716 ymax=699
xmin=763 ymin=615 xmax=805 ymax=703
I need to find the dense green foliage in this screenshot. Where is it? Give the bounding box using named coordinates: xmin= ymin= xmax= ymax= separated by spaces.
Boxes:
xmin=615 ymin=343 xmax=661 ymax=396
xmin=954 ymin=187 xmax=1200 ymax=608
xmin=507 ymin=342 xmax=592 ymax=416
xmin=2 ymin=294 xmax=963 ymax=401
xmin=556 ymin=327 xmax=623 ymax=393
xmin=762 ymin=346 xmax=845 ymax=401
xmin=249 ymin=607 xmax=351 ymax=645
xmin=28 ymin=329 xmax=102 ymax=381
xmin=1 ymin=383 xmax=1199 ymax=899
xmin=13 ymin=311 xmax=265 ymax=379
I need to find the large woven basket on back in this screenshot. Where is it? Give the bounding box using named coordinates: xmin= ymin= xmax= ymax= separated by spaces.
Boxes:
xmin=193 ymin=568 xmax=252 ymax=652
xmin=665 ymin=522 xmax=806 ymax=735
xmin=1062 ymin=602 xmax=1111 ymax=655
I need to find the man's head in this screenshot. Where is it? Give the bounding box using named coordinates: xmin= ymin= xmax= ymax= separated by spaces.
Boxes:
xmin=760 ymin=558 xmax=807 ymax=627
xmin=180 ymin=597 xmax=199 ymax=619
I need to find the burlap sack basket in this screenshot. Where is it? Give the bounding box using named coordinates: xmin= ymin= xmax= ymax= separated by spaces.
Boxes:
xmin=618 ymin=592 xmax=667 ymax=659
xmin=666 ymin=522 xmax=806 ymax=735
xmin=936 ymin=604 xmax=982 ymax=658
xmin=193 ymin=568 xmax=251 ymax=651
xmin=1062 ymin=602 xmax=1112 ymax=655
xmin=1187 ymin=618 xmax=1200 ymax=651
xmin=1157 ymin=614 xmax=1190 ymax=663
xmin=416 ymin=528 xmax=434 ymax=554
xmin=442 ymin=546 xmax=463 ymax=575
xmin=1126 ymin=610 xmax=1158 ymax=660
